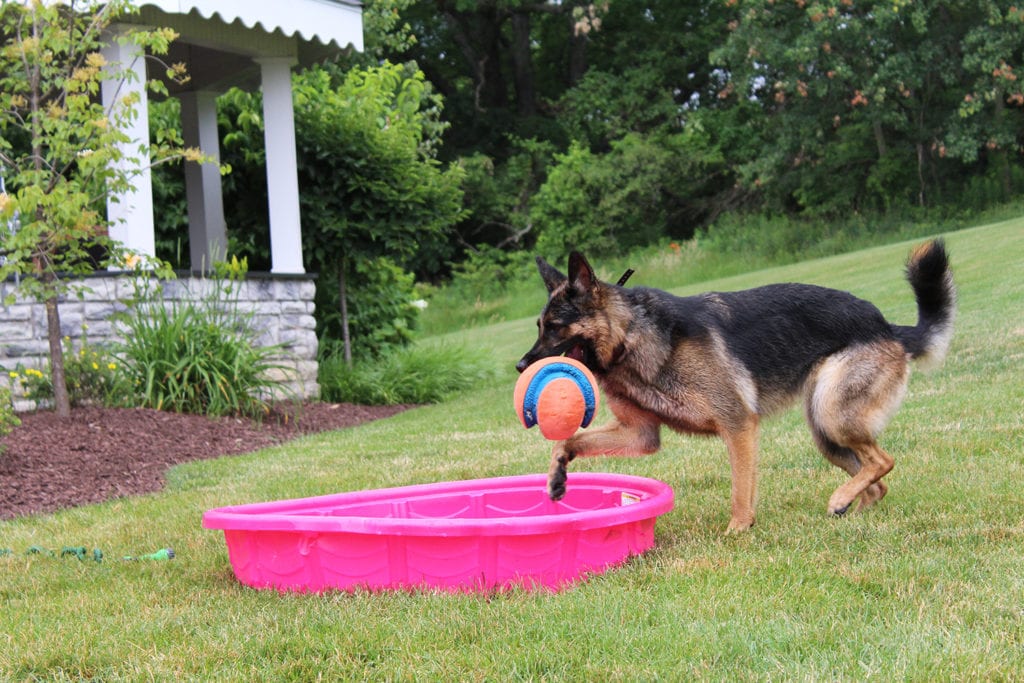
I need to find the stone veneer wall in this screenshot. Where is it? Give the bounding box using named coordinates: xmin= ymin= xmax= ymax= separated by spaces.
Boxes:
xmin=0 ymin=273 xmax=319 ymax=412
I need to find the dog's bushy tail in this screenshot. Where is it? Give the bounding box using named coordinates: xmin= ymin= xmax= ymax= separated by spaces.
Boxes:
xmin=893 ymin=239 xmax=956 ymax=370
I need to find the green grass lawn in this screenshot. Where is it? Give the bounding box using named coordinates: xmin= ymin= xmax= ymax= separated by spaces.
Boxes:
xmin=2 ymin=219 xmax=1022 ymax=680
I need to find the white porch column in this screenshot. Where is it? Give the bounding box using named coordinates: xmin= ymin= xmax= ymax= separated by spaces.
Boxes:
xmin=257 ymin=57 xmax=305 ymax=274
xmin=100 ymin=33 xmax=156 ymax=260
xmin=180 ymin=91 xmax=227 ymax=271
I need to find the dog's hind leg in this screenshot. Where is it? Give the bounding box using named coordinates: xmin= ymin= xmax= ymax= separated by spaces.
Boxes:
xmin=809 ymin=428 xmax=888 ymax=513
xmin=806 ymin=341 xmax=909 ymax=517
xmin=826 ymin=442 xmax=894 ymax=516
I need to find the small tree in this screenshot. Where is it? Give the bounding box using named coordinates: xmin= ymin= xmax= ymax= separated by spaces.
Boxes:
xmin=294 ymin=61 xmax=465 ymax=363
xmin=0 ymin=0 xmax=195 ymax=416
xmin=215 ymin=61 xmax=465 ymax=363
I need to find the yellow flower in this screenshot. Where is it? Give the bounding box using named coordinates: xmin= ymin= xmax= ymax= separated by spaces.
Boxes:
xmin=183 ymin=147 xmax=204 ymax=163
xmin=8 ymin=371 xmax=18 ymax=379
xmin=19 ymin=36 xmax=38 ymax=55
xmin=92 ymin=362 xmax=99 ymax=371
xmin=72 ymin=66 xmax=98 ymax=84
xmin=108 ymin=363 xmax=117 ymax=371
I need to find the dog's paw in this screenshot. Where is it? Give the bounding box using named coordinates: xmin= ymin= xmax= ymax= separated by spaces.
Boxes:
xmin=829 ymin=501 xmax=853 ymax=517
xmin=725 ymin=516 xmax=755 ymax=534
xmin=547 ymin=472 xmax=567 ymax=501
xmin=547 ymin=461 xmax=568 ymax=500
xmin=827 ymin=487 xmax=857 ymax=517
xmin=547 ymin=450 xmax=572 ymax=501
xmin=855 ymin=481 xmax=889 ymax=512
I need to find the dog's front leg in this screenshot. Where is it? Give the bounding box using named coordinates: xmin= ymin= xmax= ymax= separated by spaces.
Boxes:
xmin=546 ymin=417 xmax=661 ymax=500
xmin=547 ymin=443 xmax=575 ymax=501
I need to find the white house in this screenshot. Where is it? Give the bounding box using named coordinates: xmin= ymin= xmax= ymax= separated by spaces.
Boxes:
xmin=112 ymin=0 xmax=364 ymax=274
xmin=1 ymin=1 xmax=364 ymax=406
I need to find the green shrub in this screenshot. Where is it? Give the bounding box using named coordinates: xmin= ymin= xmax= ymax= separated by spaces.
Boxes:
xmin=441 ymin=245 xmax=536 ymax=301
xmin=318 ymin=342 xmax=495 ymax=405
xmin=62 ymin=332 xmax=133 ymax=407
xmin=315 ymin=256 xmax=420 ymax=360
xmin=696 ymin=210 xmax=948 ymax=266
xmin=114 ymin=266 xmax=291 ymax=418
xmin=0 ymin=384 xmax=20 ymax=438
xmin=530 ymin=131 xmax=724 ymax=263
xmin=8 ymin=365 xmax=49 ymax=403
xmin=8 ymin=333 xmax=130 ymax=408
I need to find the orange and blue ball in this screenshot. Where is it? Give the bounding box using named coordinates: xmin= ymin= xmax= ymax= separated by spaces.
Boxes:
xmin=513 ymin=357 xmax=600 ymax=441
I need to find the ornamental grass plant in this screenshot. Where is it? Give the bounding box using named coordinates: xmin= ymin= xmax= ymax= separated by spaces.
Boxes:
xmin=113 ymin=261 xmax=291 ymax=418
xmin=318 ymin=340 xmax=495 ymax=405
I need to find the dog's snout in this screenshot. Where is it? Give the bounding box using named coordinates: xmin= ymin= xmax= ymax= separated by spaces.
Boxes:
xmin=515 ymin=358 xmax=530 ymax=373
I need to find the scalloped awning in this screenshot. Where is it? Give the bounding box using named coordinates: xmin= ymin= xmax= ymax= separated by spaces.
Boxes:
xmin=140 ymin=0 xmax=364 ymax=52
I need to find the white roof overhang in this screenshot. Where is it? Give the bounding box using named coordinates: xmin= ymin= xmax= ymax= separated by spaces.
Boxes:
xmin=139 ymin=0 xmax=363 ymax=52
xmin=126 ymin=1 xmax=363 ymax=93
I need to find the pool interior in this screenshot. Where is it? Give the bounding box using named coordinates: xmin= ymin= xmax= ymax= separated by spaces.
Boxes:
xmin=274 ymin=485 xmax=646 ymax=521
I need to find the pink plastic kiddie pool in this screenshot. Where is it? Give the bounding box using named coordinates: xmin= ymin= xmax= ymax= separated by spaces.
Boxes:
xmin=203 ymin=473 xmax=674 ymax=593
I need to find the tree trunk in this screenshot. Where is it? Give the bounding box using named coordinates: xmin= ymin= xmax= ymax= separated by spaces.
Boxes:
xmin=338 ymin=263 xmax=352 ymax=366
xmin=29 ymin=24 xmax=69 ymax=417
xmin=510 ymin=11 xmax=536 ymax=117
xmin=444 ymin=7 xmax=508 ymax=112
xmin=872 ymin=120 xmax=888 ymax=157
xmin=43 ymin=287 xmax=71 ymax=417
xmin=997 ymin=147 xmax=1012 ymax=200
xmin=993 ymin=94 xmax=1012 ymax=200
xmin=916 ymin=142 xmax=927 ymax=208
xmin=568 ymin=15 xmax=588 ymax=86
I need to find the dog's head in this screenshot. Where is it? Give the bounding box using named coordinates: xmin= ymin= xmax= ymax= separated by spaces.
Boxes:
xmin=516 ymin=251 xmax=610 ymax=374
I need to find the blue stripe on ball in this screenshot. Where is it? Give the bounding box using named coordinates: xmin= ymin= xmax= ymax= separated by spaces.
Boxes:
xmin=521 ymin=362 xmax=597 ymax=430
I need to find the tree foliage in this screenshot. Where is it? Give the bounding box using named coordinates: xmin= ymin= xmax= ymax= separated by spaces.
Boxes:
xmin=365 ymin=0 xmax=1024 ymax=268
xmin=97 ymin=0 xmax=1024 ymax=359
xmin=0 ymin=0 xmax=190 ymax=416
xmin=204 ymin=61 xmax=465 ymax=360
xmin=714 ymin=0 xmax=1024 ymax=213
xmin=530 ymin=132 xmax=724 ymax=259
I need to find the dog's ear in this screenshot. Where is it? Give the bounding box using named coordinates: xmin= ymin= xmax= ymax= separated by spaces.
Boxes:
xmin=568 ymin=251 xmax=598 ymax=294
xmin=535 ymin=256 xmax=566 ymax=294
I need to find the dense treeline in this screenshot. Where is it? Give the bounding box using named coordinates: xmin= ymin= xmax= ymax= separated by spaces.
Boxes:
xmin=384 ymin=0 xmax=1023 ymax=263
xmin=149 ymin=0 xmax=1023 ymax=356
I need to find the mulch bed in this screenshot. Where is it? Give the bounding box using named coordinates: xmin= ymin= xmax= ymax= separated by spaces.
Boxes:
xmin=0 ymin=402 xmax=411 ymax=520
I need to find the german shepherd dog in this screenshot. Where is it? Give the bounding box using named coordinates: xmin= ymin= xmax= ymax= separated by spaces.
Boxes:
xmin=516 ymin=241 xmax=955 ymax=532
